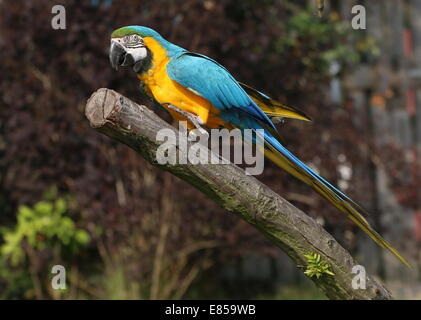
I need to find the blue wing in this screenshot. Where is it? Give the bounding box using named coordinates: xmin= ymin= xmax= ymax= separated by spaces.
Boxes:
xmin=166 ymin=52 xmax=276 ymax=130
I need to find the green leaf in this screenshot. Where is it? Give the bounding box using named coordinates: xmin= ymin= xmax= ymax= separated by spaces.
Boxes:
xmin=75 ymin=230 xmax=90 ymax=245
xmin=304 ymin=252 xmax=335 ymax=279
xmin=34 ymin=201 xmax=53 ymax=215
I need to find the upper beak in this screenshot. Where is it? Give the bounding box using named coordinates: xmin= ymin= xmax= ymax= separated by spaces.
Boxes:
xmin=109 ymin=40 xmax=125 ymax=70
xmin=109 ymin=40 xmax=134 ymax=70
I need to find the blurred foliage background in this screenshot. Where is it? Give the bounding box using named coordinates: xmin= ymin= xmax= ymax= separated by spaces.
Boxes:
xmin=0 ymin=0 xmax=419 ymax=299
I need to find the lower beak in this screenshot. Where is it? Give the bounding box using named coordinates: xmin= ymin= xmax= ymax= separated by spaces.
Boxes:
xmin=109 ymin=41 xmax=133 ymax=70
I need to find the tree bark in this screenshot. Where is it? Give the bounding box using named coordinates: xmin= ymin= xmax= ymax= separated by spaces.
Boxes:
xmin=85 ymin=88 xmax=392 ymax=300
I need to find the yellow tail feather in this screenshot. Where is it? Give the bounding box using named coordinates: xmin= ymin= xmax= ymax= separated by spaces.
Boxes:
xmin=263 ymin=146 xmax=411 ymax=268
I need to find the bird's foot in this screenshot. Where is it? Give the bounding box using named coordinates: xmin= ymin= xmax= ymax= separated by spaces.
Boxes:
xmin=164 ymin=103 xmax=209 ymax=139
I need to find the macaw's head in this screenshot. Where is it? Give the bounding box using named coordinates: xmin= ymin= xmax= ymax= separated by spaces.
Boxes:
xmin=109 ymin=26 xmax=161 ymax=73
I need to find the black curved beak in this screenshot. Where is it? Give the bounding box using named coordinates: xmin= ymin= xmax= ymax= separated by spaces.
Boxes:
xmin=109 ymin=40 xmax=136 ymax=70
xmin=109 ymin=40 xmax=125 ymax=70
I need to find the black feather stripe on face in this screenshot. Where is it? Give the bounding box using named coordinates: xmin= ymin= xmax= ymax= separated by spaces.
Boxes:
xmin=124 ymin=34 xmax=144 ymax=49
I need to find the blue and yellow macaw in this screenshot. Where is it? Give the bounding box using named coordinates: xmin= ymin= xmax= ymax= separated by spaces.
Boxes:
xmin=109 ymin=26 xmax=409 ymax=266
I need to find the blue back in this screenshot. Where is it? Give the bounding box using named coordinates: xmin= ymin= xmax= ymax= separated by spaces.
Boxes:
xmin=166 ymin=52 xmax=276 ymax=130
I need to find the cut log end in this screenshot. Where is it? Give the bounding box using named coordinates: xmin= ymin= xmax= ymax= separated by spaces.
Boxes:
xmin=85 ymin=88 xmax=119 ymax=128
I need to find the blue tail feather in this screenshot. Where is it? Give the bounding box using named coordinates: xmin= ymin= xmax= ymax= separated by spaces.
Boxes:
xmin=263 ymin=132 xmax=356 ymax=205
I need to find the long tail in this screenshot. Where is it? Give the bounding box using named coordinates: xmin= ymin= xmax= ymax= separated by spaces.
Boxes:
xmin=262 ymin=132 xmax=410 ymax=267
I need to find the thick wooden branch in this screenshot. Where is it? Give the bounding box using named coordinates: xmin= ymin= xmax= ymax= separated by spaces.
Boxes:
xmin=85 ymin=88 xmax=392 ymax=300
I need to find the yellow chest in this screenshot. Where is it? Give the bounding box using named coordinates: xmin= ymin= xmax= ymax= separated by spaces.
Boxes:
xmin=138 ymin=60 xmax=211 ymax=115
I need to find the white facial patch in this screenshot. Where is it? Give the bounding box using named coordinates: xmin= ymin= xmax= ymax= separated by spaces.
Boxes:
xmin=125 ymin=46 xmax=147 ymax=61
